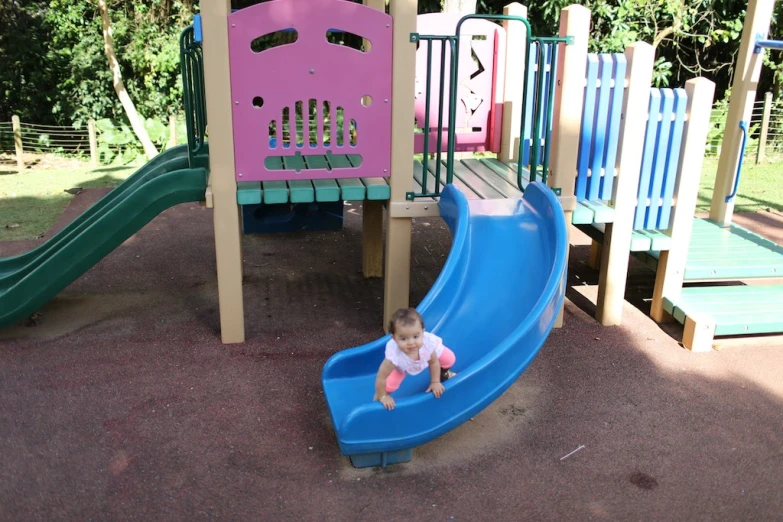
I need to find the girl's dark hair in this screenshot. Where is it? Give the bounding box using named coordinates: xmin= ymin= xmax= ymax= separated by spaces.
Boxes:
xmin=388 ymin=307 xmax=424 ymax=334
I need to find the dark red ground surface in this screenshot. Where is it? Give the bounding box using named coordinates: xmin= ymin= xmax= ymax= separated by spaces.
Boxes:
xmin=1 ymin=191 xmax=782 ymax=520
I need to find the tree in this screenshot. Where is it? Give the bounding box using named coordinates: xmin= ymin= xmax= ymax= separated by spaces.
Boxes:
xmin=97 ymin=0 xmax=158 ymax=159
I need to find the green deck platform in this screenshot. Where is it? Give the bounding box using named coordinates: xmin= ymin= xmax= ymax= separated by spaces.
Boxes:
xmin=663 ymin=285 xmax=783 ymax=337
xmin=236 ymin=155 xmax=617 ymax=228
xmin=639 ymin=218 xmax=783 ymax=281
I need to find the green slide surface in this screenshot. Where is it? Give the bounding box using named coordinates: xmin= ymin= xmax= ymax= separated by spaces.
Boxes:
xmin=0 ymin=148 xmax=208 ymax=328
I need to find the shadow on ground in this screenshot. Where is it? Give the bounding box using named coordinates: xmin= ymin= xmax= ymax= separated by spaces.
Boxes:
xmin=0 ymin=191 xmax=781 ymax=520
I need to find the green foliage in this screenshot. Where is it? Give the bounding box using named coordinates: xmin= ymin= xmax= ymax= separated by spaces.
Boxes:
xmin=95 ymin=116 xmax=172 ymax=165
xmin=1 ymin=0 xmax=195 ymax=128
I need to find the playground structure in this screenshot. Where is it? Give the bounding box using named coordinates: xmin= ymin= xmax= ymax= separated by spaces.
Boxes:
xmin=628 ymin=0 xmax=783 ymax=350
xmin=2 ymin=0 xmax=782 ymax=465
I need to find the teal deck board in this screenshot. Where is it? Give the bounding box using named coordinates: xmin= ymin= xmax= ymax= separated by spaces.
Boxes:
xmin=479 ymin=158 xmax=528 ymax=192
xmin=423 ymin=160 xmax=481 ymax=199
xmin=580 ymin=200 xmax=615 ymax=223
xmin=629 ymin=231 xmax=653 ymax=252
xmin=237 ymin=182 xmax=262 ymax=205
xmin=448 ymin=160 xmax=505 ymax=199
xmin=362 ymin=178 xmax=390 ymax=200
xmin=572 ymin=204 xmax=594 ymax=225
xmin=336 ymin=178 xmax=366 ymax=201
xmin=461 ymin=159 xmax=523 ymax=198
xmin=262 ymin=181 xmax=289 ymax=204
xmin=665 ymin=284 xmax=783 ymax=336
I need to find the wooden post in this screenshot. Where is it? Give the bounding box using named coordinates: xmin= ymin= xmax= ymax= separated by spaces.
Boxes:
xmin=201 ymin=0 xmax=245 ymax=344
xmin=383 ymin=0 xmax=418 ymax=330
xmin=169 ymin=114 xmax=177 ymax=148
xmin=756 ymin=91 xmax=773 ymax=164
xmin=547 ymin=4 xmax=590 ymax=327
xmin=12 ymin=115 xmax=24 ymax=170
xmin=594 ymin=43 xmax=655 ymax=325
xmin=361 ymin=0 xmax=387 ymax=279
xmin=499 ymin=2 xmax=528 ymax=163
xmin=710 ymin=0 xmax=774 ymax=226
xmin=88 ymin=118 xmax=98 ymax=166
xmin=650 ymin=77 xmax=716 ymax=322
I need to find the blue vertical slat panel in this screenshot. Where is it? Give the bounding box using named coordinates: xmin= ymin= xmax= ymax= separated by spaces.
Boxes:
xmin=587 ymin=54 xmax=613 ymax=201
xmin=656 ymin=88 xmax=688 ymax=230
xmin=644 ymin=89 xmax=675 ymax=229
xmin=522 ymin=42 xmax=538 ymax=165
xmin=599 ymin=53 xmax=627 ymax=201
xmin=575 ymin=54 xmax=599 ymax=201
xmin=634 ymin=90 xmax=662 ymax=230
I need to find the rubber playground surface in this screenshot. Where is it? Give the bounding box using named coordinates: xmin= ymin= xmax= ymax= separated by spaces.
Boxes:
xmin=1 ymin=189 xmax=782 ymax=520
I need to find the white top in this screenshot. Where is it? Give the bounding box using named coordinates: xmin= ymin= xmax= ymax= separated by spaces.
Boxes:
xmin=385 ymin=331 xmax=444 ymax=375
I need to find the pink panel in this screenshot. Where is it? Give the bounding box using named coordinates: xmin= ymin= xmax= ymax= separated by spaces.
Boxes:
xmin=413 ymin=14 xmax=505 ymax=154
xmin=228 ymin=0 xmax=393 ymax=182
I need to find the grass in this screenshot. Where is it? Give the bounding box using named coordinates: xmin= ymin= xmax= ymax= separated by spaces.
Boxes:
xmin=697 ymin=155 xmax=783 ymax=214
xmin=0 ymin=156 xmax=139 ymax=241
xmin=1 ymin=151 xmax=782 ymax=242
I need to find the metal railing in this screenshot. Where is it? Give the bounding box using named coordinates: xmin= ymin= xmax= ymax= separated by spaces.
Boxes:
xmin=409 ymin=15 xmax=570 ymax=199
xmin=180 ymin=25 xmax=208 ymax=165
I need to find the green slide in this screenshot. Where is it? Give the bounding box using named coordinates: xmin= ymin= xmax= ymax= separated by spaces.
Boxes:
xmin=0 ymin=145 xmax=209 ymax=328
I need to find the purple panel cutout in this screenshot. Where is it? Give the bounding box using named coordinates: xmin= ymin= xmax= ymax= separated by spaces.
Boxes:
xmin=228 ymin=0 xmax=393 ymax=182
xmin=413 ymin=14 xmax=505 ymax=154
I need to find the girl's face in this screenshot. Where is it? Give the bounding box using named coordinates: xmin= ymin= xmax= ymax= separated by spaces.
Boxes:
xmin=392 ymin=321 xmax=424 ymax=357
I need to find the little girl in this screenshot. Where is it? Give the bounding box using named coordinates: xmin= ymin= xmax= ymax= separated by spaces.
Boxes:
xmin=373 ymin=308 xmax=457 ymax=410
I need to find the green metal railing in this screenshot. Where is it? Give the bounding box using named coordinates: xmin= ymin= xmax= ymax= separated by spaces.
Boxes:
xmin=409 ymin=15 xmax=571 ymax=199
xmin=180 ymin=26 xmax=208 ymax=166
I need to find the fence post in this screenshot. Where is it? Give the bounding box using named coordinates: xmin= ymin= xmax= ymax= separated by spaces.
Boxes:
xmin=499 ymin=3 xmax=528 ymax=163
xmin=88 ymin=119 xmax=98 ymax=166
xmin=169 ymin=114 xmax=177 ymax=148
xmin=756 ymin=91 xmax=773 ymax=164
xmin=12 ymin=115 xmax=24 ymax=169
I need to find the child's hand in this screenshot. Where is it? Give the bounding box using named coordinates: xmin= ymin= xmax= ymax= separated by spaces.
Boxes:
xmin=426 ymin=381 xmax=445 ymax=398
xmin=378 ymin=394 xmax=395 ymax=410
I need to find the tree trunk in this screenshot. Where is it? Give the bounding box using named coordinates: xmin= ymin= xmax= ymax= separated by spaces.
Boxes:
xmin=97 ymin=0 xmax=158 ymax=160
xmin=442 ymin=0 xmax=477 ymax=15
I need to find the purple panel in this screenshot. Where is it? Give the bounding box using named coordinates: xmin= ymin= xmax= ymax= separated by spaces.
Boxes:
xmin=228 ymin=0 xmax=393 ymax=182
xmin=413 ymin=14 xmax=505 ymax=154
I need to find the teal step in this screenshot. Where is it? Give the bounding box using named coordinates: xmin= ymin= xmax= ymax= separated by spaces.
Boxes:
xmin=664 ymin=284 xmax=783 ymax=336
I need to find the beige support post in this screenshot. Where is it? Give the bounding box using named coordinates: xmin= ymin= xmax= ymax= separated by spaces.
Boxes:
xmin=169 ymin=114 xmax=178 ymax=148
xmin=547 ymin=4 xmax=590 ymax=327
xmin=201 ymin=0 xmax=245 ymax=344
xmin=383 ymin=0 xmax=418 ymax=330
xmin=499 ymin=2 xmax=528 ymax=163
xmin=710 ymin=0 xmax=774 ymax=226
xmin=756 ymin=91 xmax=773 ymax=164
xmin=682 ymin=313 xmax=716 ymax=352
xmin=88 ymin=118 xmax=99 ymax=167
xmin=650 ymin=78 xmax=716 ymax=323
xmin=361 ymin=0 xmax=387 ymax=279
xmin=12 ymin=115 xmax=23 ymax=170
xmin=588 ymin=240 xmax=602 ymax=270
xmin=594 ymin=42 xmax=655 ymax=325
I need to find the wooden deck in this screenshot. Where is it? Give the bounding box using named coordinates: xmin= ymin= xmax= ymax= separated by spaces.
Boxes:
xmin=637 ymin=218 xmax=783 ymax=281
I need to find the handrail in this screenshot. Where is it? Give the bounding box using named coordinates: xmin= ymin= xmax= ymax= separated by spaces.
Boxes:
xmin=725 ymin=120 xmax=748 ymax=203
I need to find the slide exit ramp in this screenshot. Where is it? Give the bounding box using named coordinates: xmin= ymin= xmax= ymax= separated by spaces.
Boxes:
xmin=322 ymin=182 xmax=568 ymax=468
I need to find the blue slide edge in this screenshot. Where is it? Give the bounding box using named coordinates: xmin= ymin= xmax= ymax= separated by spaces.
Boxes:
xmin=321 ymin=182 xmax=569 ymax=463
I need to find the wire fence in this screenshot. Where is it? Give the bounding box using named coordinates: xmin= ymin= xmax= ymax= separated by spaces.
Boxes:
xmin=4 ymin=94 xmax=783 ymax=167
xmin=706 ymin=95 xmax=783 ymax=162
xmin=0 ymin=116 xmax=183 ymax=167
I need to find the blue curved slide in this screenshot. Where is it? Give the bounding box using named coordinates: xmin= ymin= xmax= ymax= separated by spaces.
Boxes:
xmin=322 ymin=182 xmax=568 ymax=468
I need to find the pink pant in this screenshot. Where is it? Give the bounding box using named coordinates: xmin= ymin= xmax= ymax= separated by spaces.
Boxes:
xmin=385 ymin=347 xmax=456 ymax=393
